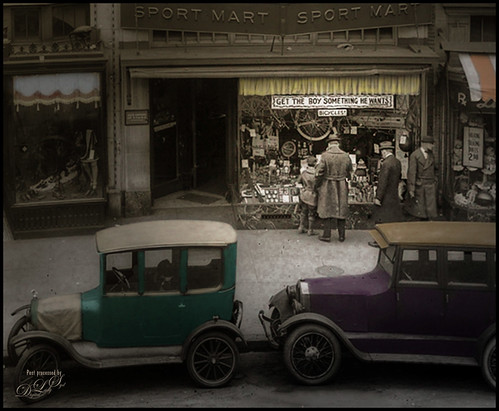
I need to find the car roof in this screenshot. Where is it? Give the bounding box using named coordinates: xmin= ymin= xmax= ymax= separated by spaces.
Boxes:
xmin=96 ymin=220 xmax=237 ymax=253
xmin=369 ymin=221 xmax=496 ymax=249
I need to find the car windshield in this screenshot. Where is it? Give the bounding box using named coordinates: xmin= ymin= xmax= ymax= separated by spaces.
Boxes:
xmin=378 ymin=246 xmax=396 ymax=277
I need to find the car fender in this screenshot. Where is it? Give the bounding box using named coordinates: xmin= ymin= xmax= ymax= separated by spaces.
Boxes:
xmin=10 ymin=304 xmax=30 ymax=316
xmin=278 ymin=312 xmax=373 ymax=362
xmin=181 ymin=319 xmax=247 ymax=361
xmin=10 ymin=330 xmax=102 ymax=368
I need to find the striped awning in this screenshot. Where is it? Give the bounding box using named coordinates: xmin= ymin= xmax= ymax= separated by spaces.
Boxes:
xmin=458 ymin=54 xmax=496 ymax=102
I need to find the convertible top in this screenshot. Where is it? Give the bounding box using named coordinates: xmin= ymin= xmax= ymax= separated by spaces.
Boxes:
xmin=96 ymin=220 xmax=237 ymax=253
xmin=369 ymin=221 xmax=496 ymax=249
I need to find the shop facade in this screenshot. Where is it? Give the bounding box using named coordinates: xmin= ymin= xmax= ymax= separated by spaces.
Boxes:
xmin=118 ymin=3 xmax=440 ymax=229
xmin=436 ymin=4 xmax=496 ymax=222
xmin=3 ymin=3 xmax=110 ymax=238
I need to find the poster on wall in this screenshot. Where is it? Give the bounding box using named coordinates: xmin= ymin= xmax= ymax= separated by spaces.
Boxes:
xmin=463 ymin=126 xmax=484 ymax=169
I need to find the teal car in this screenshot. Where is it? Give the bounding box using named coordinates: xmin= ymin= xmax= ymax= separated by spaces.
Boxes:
xmin=8 ymin=220 xmax=245 ymax=403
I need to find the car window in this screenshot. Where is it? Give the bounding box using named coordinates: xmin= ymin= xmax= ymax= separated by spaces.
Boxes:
xmin=446 ymin=250 xmax=488 ymax=286
xmin=399 ymin=248 xmax=438 ymax=284
xmin=144 ymin=248 xmax=180 ymax=293
xmin=105 ymin=251 xmax=139 ymax=293
xmin=187 ymin=247 xmax=223 ymax=292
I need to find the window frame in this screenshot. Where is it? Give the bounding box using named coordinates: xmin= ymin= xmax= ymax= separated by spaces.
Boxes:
xmin=11 ymin=6 xmax=41 ymax=42
xmin=443 ymin=246 xmax=493 ymax=289
xmin=395 ymin=246 xmax=441 ymax=288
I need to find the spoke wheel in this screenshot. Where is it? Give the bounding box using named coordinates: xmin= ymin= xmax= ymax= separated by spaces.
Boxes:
xmin=294 ymin=110 xmax=332 ymax=141
xmin=14 ymin=344 xmax=62 ymax=404
xmin=284 ymin=324 xmax=341 ymax=385
xmin=481 ymin=336 xmax=496 ymax=390
xmin=187 ymin=332 xmax=239 ymax=388
xmin=8 ymin=316 xmax=34 ymax=364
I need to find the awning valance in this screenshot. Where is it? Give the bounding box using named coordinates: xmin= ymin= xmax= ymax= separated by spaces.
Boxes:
xmin=14 ymin=73 xmax=101 ymax=110
xmin=458 ymin=54 xmax=496 ymax=102
xmin=239 ymin=74 xmax=421 ymax=96
xmin=129 ymin=66 xmax=424 ymax=96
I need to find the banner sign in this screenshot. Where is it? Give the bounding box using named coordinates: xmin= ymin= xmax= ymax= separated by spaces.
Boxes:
xmin=271 ymin=95 xmax=394 ymax=109
xmin=318 ymin=109 xmax=348 ymax=117
xmin=120 ymin=3 xmax=432 ymax=35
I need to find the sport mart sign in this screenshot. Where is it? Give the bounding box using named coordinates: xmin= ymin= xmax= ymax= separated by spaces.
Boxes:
xmin=271 ymin=95 xmax=394 ymax=109
xmin=121 ymin=3 xmax=431 ymax=35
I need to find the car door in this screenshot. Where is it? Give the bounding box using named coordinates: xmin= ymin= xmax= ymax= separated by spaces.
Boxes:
xmin=98 ymin=250 xmax=143 ymax=347
xmin=443 ymin=248 xmax=495 ymax=342
xmin=140 ymin=248 xmax=187 ymax=345
xmin=394 ymin=247 xmax=446 ymax=345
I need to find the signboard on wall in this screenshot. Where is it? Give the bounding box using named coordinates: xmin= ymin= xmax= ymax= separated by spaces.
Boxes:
xmin=463 ymin=126 xmax=484 ymax=169
xmin=125 ymin=110 xmax=149 ymax=125
xmin=271 ymin=95 xmax=394 ymax=109
xmin=120 ymin=3 xmax=432 ymax=35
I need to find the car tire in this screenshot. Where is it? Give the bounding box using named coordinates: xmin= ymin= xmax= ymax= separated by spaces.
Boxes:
xmin=14 ymin=344 xmax=62 ymax=404
xmin=284 ymin=324 xmax=341 ymax=385
xmin=186 ymin=332 xmax=239 ymax=388
xmin=481 ymin=336 xmax=496 ymax=390
xmin=8 ymin=316 xmax=34 ymax=365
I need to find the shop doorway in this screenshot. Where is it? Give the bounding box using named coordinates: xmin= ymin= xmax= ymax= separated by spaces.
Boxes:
xmin=150 ymin=78 xmax=233 ymax=203
xmin=192 ymin=78 xmax=228 ymax=197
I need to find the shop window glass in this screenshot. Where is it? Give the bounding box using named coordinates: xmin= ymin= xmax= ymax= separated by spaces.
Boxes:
xmin=11 ymin=72 xmax=103 ymax=204
xmin=53 ymin=4 xmax=89 ymax=38
xmin=13 ymin=8 xmax=40 ymax=41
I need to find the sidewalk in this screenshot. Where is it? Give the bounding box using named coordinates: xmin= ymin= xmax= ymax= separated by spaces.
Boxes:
xmin=3 ymin=217 xmax=379 ymax=360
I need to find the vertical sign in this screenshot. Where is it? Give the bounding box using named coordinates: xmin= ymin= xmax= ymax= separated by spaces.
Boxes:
xmin=462 ymin=126 xmax=484 ymax=169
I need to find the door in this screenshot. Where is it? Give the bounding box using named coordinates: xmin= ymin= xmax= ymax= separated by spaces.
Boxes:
xmin=192 ymin=79 xmax=231 ymax=197
xmin=394 ymin=247 xmax=446 ymax=352
xmin=150 ymin=79 xmax=182 ymax=198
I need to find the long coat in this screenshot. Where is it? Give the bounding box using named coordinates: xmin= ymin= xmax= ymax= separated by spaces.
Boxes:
xmin=315 ymin=145 xmax=353 ymax=219
xmin=297 ymin=166 xmax=317 ymax=206
xmin=373 ymin=154 xmax=404 ymax=223
xmin=406 ymin=148 xmax=438 ymax=219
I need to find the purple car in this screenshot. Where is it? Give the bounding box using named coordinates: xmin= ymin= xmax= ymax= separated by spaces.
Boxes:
xmin=259 ymin=221 xmax=496 ymax=389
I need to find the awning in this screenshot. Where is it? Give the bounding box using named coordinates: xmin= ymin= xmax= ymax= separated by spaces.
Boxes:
xmin=458 ymin=53 xmax=496 ymax=102
xmin=13 ymin=73 xmax=101 ymax=110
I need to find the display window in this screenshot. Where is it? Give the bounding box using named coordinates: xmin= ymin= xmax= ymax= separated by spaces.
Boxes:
xmin=451 ymin=112 xmax=496 ymax=213
xmin=8 ymin=72 xmax=104 ymax=204
xmin=237 ymin=79 xmax=421 ymax=208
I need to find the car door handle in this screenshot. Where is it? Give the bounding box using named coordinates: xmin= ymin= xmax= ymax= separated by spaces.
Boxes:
xmin=178 ymin=303 xmax=186 ymax=308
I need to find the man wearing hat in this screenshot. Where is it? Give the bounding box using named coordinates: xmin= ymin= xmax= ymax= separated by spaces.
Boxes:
xmin=315 ymin=132 xmax=353 ymax=242
xmin=372 ymin=140 xmax=404 ymax=224
xmin=406 ymin=135 xmax=438 ymax=219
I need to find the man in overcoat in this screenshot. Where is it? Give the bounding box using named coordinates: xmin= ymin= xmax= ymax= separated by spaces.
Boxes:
xmin=372 ymin=140 xmax=404 ymax=223
xmin=315 ymin=133 xmax=353 ymax=242
xmin=406 ymin=135 xmax=438 ymax=219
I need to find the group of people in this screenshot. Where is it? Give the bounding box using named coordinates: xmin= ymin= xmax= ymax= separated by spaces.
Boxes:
xmin=296 ymin=132 xmax=438 ymax=243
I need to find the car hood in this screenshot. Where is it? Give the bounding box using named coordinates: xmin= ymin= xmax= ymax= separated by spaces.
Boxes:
xmin=303 ymin=268 xmax=390 ymax=296
xmin=33 ymin=293 xmax=83 ymax=341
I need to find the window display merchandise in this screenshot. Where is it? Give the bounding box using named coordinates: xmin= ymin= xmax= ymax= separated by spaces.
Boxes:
xmin=12 ymin=72 xmax=103 ymax=204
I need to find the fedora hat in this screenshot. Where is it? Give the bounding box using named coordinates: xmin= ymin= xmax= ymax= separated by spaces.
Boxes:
xmin=327 ymin=133 xmax=341 ymax=142
xmin=379 ymin=140 xmax=394 ymax=150
xmin=421 ymin=135 xmax=434 ymax=143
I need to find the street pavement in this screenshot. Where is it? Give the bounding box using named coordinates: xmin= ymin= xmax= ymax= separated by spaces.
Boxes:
xmin=3 ymin=216 xmax=379 ymax=361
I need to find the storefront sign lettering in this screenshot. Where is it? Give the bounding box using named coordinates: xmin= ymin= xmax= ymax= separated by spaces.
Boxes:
xmin=318 ymin=109 xmax=348 ymax=117
xmin=121 ymin=3 xmax=431 ymax=35
xmin=463 ymin=126 xmax=484 ymax=169
xmin=271 ymin=95 xmax=394 ymax=109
